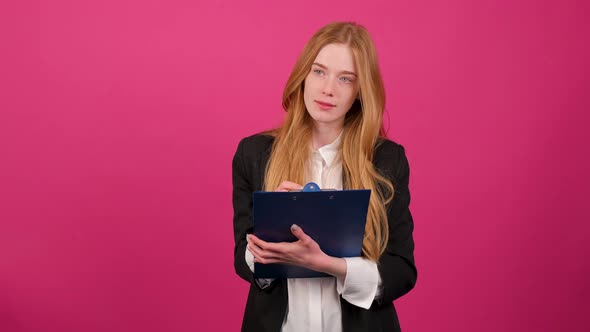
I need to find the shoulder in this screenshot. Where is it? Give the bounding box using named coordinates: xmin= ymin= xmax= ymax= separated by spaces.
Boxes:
xmin=233 ymin=133 xmax=275 ymax=187
xmin=374 ymin=137 xmax=407 ymax=164
xmin=373 ymin=137 xmax=411 ymax=182
xmin=233 ymin=132 xmax=275 ymax=167
xmin=236 ymin=132 xmax=275 ymax=157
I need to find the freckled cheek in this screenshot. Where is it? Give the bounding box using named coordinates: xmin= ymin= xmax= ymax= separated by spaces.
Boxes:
xmin=337 ymin=86 xmax=356 ymax=102
xmin=303 ymin=84 xmax=315 ymax=111
xmin=305 ymin=77 xmax=322 ymax=93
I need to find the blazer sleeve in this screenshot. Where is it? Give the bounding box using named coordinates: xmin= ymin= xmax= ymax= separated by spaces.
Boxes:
xmin=375 ymin=143 xmax=418 ymax=306
xmin=232 ymin=138 xmax=255 ymax=283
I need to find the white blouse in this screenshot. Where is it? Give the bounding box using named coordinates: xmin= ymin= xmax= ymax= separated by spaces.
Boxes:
xmin=246 ymin=132 xmax=382 ymax=332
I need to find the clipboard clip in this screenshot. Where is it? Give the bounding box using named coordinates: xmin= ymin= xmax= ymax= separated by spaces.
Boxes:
xmin=301 ymin=182 xmax=321 ymax=192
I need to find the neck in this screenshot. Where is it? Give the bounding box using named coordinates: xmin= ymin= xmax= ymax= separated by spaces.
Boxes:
xmin=311 ymin=121 xmax=343 ymax=150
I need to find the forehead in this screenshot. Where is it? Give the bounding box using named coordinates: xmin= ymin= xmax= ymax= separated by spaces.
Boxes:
xmin=313 ymin=43 xmax=356 ymax=73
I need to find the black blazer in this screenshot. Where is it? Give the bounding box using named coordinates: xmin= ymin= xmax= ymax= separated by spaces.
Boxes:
xmin=232 ymin=133 xmax=417 ymax=332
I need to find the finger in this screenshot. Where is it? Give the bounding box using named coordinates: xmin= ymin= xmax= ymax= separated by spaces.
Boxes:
xmin=249 ymin=235 xmax=294 ymax=257
xmin=276 ymin=181 xmax=304 ymax=192
xmin=290 ymin=224 xmax=313 ymax=244
xmin=248 ymin=234 xmax=270 ymax=250
xmin=251 ymin=244 xmax=289 ymax=265
xmin=248 ymin=244 xmax=260 ymax=259
xmin=249 ymin=235 xmax=285 ymax=253
xmin=255 ymin=256 xmax=282 ymax=265
xmin=247 ymin=241 xmax=262 ymax=254
xmin=248 ymin=244 xmax=262 ymax=262
xmin=247 ymin=244 xmax=257 ymax=258
xmin=254 ymin=241 xmax=288 ymax=255
xmin=248 ymin=239 xmax=276 ymax=257
xmin=249 ymin=243 xmax=280 ymax=262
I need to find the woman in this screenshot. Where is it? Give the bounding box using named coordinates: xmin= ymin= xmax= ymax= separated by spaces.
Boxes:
xmin=232 ymin=22 xmax=417 ymax=332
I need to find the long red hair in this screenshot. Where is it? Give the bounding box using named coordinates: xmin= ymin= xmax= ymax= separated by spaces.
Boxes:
xmin=264 ymin=22 xmax=394 ymax=262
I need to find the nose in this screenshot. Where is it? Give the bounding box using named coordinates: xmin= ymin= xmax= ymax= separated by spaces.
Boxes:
xmin=322 ymin=77 xmax=335 ymax=97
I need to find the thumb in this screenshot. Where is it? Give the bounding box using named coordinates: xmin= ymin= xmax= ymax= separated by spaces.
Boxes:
xmin=290 ymin=224 xmax=311 ymax=243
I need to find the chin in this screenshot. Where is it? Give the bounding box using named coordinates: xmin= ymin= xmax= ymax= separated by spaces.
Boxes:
xmin=311 ymin=117 xmax=341 ymax=127
xmin=308 ymin=112 xmax=330 ymax=123
xmin=307 ymin=108 xmax=346 ymax=126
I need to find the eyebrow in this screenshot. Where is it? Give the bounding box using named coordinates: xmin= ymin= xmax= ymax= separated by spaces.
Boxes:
xmin=312 ymin=62 xmax=357 ymax=77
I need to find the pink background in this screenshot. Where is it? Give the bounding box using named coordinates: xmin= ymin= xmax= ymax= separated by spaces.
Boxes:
xmin=1 ymin=0 xmax=588 ymax=331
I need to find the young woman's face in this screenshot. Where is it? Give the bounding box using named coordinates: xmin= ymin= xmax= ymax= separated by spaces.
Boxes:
xmin=303 ymin=43 xmax=359 ymax=129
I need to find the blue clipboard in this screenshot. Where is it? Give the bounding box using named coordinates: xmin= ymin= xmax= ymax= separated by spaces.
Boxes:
xmin=252 ymin=182 xmax=370 ymax=278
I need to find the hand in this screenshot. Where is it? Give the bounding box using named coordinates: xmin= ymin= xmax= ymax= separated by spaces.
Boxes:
xmin=246 ymin=224 xmax=346 ymax=278
xmin=275 ymin=181 xmax=303 ymax=192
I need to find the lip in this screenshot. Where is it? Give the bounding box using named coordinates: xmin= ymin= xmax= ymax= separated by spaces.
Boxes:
xmin=315 ymin=100 xmax=336 ymax=110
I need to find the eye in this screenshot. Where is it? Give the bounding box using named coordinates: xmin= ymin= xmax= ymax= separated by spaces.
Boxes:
xmin=312 ymin=68 xmax=325 ymax=76
xmin=339 ymin=76 xmax=355 ymax=83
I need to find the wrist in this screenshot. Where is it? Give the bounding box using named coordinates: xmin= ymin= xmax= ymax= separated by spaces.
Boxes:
xmin=315 ymin=254 xmax=347 ymax=279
